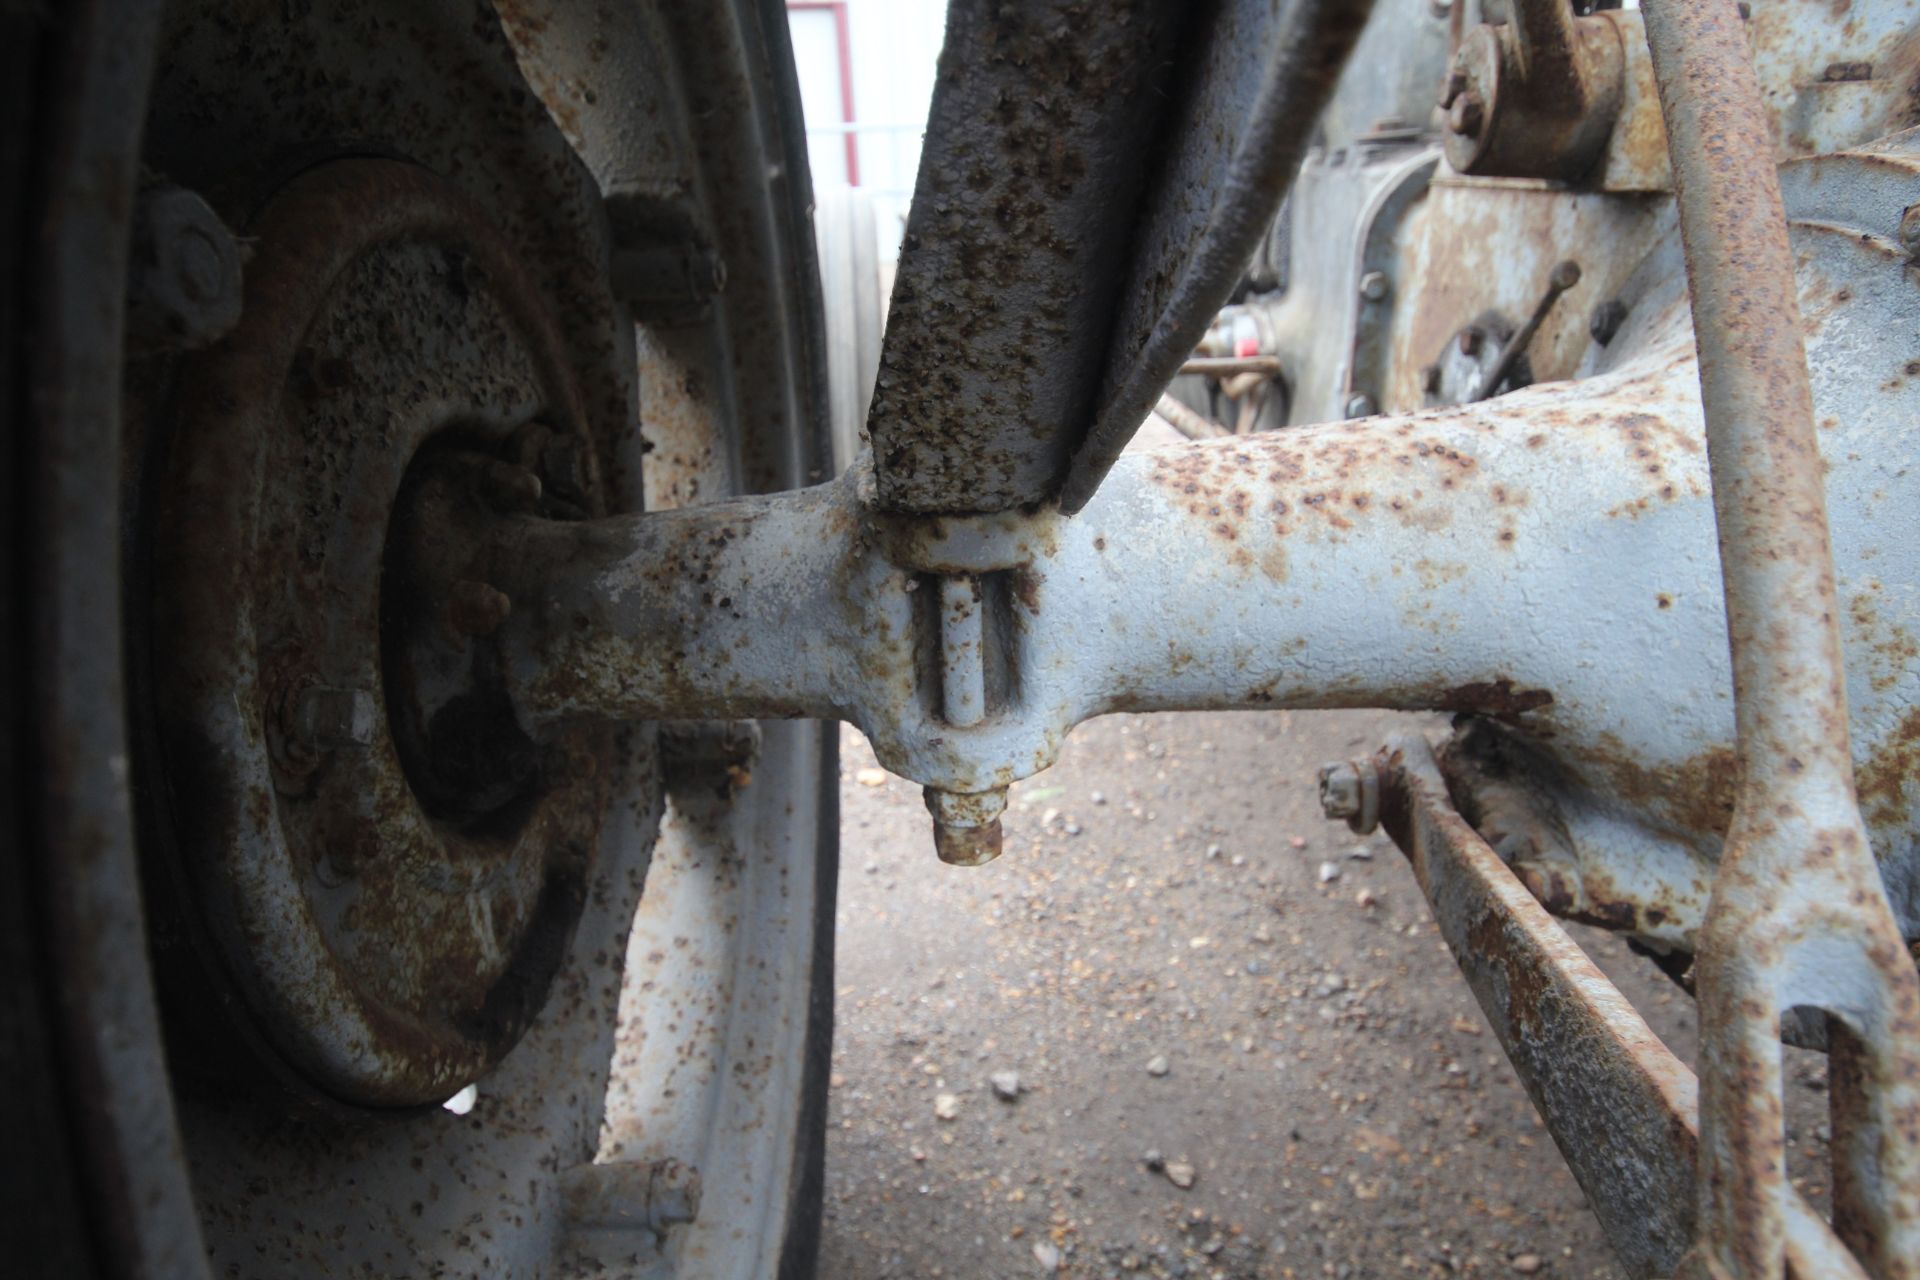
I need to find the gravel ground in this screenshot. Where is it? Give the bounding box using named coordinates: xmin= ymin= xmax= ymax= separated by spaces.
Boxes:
xmin=817 ymin=709 xmax=1836 ymax=1280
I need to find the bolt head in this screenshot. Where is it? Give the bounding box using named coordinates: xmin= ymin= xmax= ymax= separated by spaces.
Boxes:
xmin=1318 ymin=762 xmax=1362 ymax=820
xmin=541 ymin=434 xmax=593 ymax=506
xmin=173 ymin=225 xmax=230 ymax=303
xmin=1358 ymin=270 xmax=1389 ymax=302
xmin=127 ymin=185 xmax=243 ymax=352
xmin=1344 ymin=393 xmax=1377 ymax=419
xmin=293 ymin=686 xmax=378 ymax=752
xmin=1589 ymin=299 xmax=1629 ymax=347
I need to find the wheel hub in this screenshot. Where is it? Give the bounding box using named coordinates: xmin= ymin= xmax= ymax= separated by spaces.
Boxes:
xmin=150 ymin=158 xmax=610 ymax=1108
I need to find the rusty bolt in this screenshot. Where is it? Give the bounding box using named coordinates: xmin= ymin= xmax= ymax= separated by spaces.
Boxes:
xmin=1344 ymin=393 xmax=1377 ymax=419
xmin=446 ymin=579 xmax=513 ymax=638
xmin=1318 ymin=758 xmax=1380 ymax=835
xmin=562 ymin=1157 xmax=702 ymax=1234
xmin=126 ymin=185 xmax=244 ymax=354
xmin=1447 ymin=92 xmax=1484 ymax=138
xmin=1358 ymin=270 xmax=1389 ymax=302
xmin=925 ymin=786 xmax=1007 ymax=867
xmin=1548 ymin=260 xmax=1582 ymax=293
xmin=1589 ymin=298 xmax=1629 ymax=347
xmin=1899 ymin=203 xmax=1920 ymax=261
xmin=541 ymin=434 xmax=592 ymax=506
xmin=292 ymin=686 xmax=378 ymax=752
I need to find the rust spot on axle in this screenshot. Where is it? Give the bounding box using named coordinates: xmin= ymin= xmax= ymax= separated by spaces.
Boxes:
xmin=1436 ymin=678 xmax=1554 ymax=721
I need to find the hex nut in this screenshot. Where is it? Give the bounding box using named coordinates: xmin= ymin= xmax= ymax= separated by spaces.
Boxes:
xmin=925 ymin=786 xmax=1008 ymax=867
xmin=1318 ymin=758 xmax=1380 ymax=836
xmin=293 ymin=686 xmax=378 ymax=752
xmin=1319 ymin=761 xmax=1362 ymax=820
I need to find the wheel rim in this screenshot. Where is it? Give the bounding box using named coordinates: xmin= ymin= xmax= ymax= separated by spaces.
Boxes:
xmin=28 ymin=1 xmax=834 ymax=1275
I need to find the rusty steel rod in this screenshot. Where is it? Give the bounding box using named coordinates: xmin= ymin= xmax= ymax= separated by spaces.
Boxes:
xmin=1375 ymin=735 xmax=1871 ymax=1280
xmin=1177 ymin=356 xmax=1285 ymax=380
xmin=1151 ymin=392 xmax=1229 ymax=440
xmin=1642 ymin=3 xmax=1920 ymax=1276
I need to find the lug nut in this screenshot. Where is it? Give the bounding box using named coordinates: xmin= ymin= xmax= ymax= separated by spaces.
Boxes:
xmin=925 ymin=785 xmax=1007 ymax=867
xmin=292 ymin=686 xmax=378 ymax=752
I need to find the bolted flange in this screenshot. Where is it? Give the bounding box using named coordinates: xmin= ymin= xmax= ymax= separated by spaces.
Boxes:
xmin=148 ymin=158 xmax=610 ymax=1108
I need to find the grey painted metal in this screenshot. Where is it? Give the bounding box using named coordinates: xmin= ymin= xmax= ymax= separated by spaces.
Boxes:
xmin=1195 ymin=142 xmax=1444 ymax=429
xmin=1312 ymin=0 xmax=1456 ymax=155
xmin=1211 ymin=0 xmax=1920 ymax=437
xmin=939 ymin=576 xmax=989 ymax=728
xmin=477 ymin=193 xmax=1920 ymax=948
xmin=1643 ymin=4 xmax=1920 ymax=1274
xmin=595 ymin=719 xmax=834 ymax=1277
